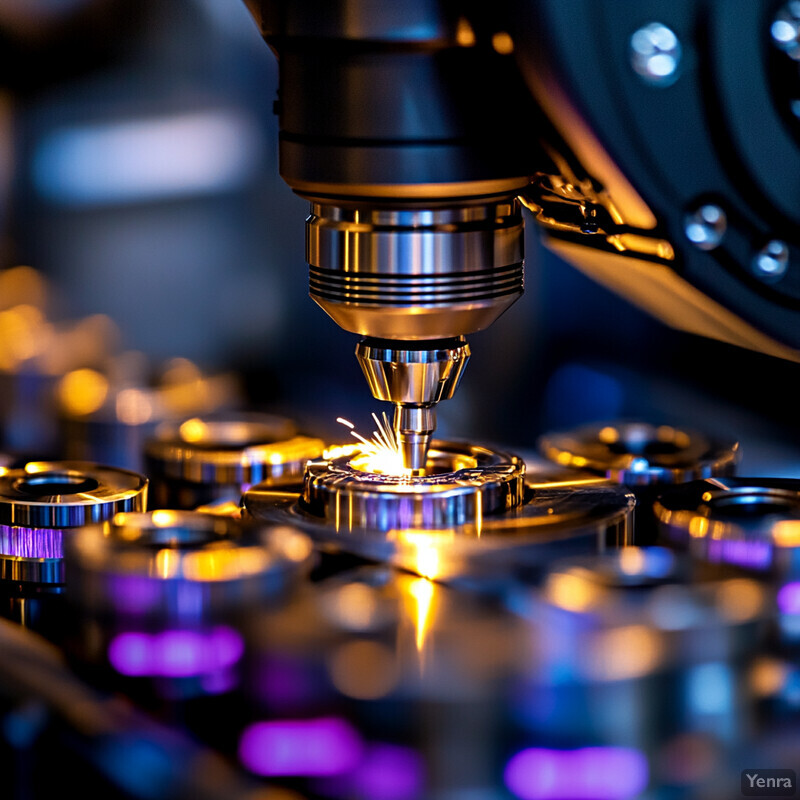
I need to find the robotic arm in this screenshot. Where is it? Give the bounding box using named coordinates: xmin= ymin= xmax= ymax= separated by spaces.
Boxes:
xmin=243 ymin=0 xmax=800 ymax=468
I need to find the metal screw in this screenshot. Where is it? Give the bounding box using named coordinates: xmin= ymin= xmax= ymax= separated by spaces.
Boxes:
xmin=684 ymin=204 xmax=726 ymax=250
xmin=753 ymin=240 xmax=790 ymax=280
xmin=771 ymin=2 xmax=800 ymax=60
xmin=630 ymin=22 xmax=682 ymax=85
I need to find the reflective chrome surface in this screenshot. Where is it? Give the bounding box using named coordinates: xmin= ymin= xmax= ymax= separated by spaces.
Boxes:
xmin=539 ymin=421 xmax=739 ymax=485
xmin=244 ymin=442 xmax=634 ymax=584
xmin=356 ymin=337 xmax=470 ymax=470
xmin=307 ymin=200 xmax=524 ymax=340
xmin=145 ymin=412 xmax=325 ymax=508
xmin=0 ymin=461 xmax=147 ymax=584
xmin=65 ymin=510 xmax=313 ymax=620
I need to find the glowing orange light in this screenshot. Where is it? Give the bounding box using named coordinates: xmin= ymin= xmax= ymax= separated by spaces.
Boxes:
xmin=58 ymin=369 xmax=109 ymax=416
xmin=408 ymin=577 xmax=436 ymax=652
xmin=491 ymin=31 xmax=514 ymax=54
xmin=337 ymin=414 xmax=413 ymax=476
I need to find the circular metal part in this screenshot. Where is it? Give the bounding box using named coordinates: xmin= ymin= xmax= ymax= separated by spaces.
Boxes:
xmin=511 ymin=547 xmax=764 ymax=689
xmin=0 ymin=461 xmax=147 ymax=528
xmin=306 ymin=200 xmax=524 ymax=340
xmin=244 ymin=442 xmax=635 ymax=585
xmin=65 ymin=510 xmax=314 ymax=619
xmin=538 ymin=422 xmax=739 ymax=486
xmin=145 ymin=413 xmax=325 ymax=509
xmin=303 ymin=441 xmax=525 ymax=531
xmin=684 ymin=204 xmax=727 ymax=250
xmin=654 ymin=477 xmax=800 ymax=574
xmin=772 ymin=2 xmax=800 ymax=59
xmin=753 ymin=240 xmax=790 ymax=281
xmin=629 ymin=22 xmax=682 ymax=86
xmin=0 ymin=461 xmax=148 ymax=584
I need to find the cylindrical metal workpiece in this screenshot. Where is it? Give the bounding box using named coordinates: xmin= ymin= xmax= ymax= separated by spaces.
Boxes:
xmin=245 ymin=441 xmax=635 ymax=586
xmin=0 ymin=460 xmax=147 ymax=637
xmin=539 ymin=421 xmax=740 ymax=543
xmin=145 ymin=413 xmax=325 ymax=510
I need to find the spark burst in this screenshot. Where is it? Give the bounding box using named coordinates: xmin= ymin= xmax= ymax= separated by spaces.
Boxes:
xmin=336 ymin=413 xmax=412 ymax=476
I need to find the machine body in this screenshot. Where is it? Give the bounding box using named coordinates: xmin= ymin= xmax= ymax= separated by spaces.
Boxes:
xmin=243 ymin=0 xmax=800 ymax=466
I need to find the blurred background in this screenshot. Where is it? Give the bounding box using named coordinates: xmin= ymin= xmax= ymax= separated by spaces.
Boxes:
xmin=1 ymin=0 xmax=799 ymax=472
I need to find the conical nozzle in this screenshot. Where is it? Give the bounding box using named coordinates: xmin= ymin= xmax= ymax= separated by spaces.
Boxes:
xmin=355 ymin=337 xmax=471 ymax=472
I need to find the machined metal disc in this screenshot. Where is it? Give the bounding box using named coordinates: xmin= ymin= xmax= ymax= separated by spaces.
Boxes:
xmin=539 ymin=421 xmax=739 ymax=485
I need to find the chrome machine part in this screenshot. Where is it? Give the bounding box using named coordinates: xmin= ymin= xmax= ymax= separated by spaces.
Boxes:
xmin=307 ymin=200 xmax=524 ymax=341
xmin=244 ymin=442 xmax=635 ymax=586
xmin=654 ymin=477 xmax=800 ymax=575
xmin=0 ymin=461 xmax=147 ymax=585
xmin=65 ymin=510 xmax=313 ymax=621
xmin=145 ymin=413 xmax=325 ymax=509
xmin=356 ymin=337 xmax=470 ymax=471
xmin=538 ymin=421 xmax=740 ymax=486
xmin=508 ymin=548 xmax=765 ymax=755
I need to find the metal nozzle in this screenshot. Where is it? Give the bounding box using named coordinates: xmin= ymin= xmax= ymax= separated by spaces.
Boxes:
xmin=394 ymin=404 xmax=435 ymax=472
xmin=356 ymin=337 xmax=471 ymax=472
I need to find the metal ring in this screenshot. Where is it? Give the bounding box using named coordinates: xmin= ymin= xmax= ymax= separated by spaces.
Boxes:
xmin=0 ymin=461 xmax=147 ymax=528
xmin=538 ymin=421 xmax=739 ymax=485
xmin=146 ymin=414 xmax=324 ymax=486
xmin=0 ymin=461 xmax=147 ymax=584
xmin=302 ymin=441 xmax=525 ymax=531
xmin=511 ymin=547 xmax=765 ymax=680
xmin=654 ymin=477 xmax=800 ymax=572
xmin=65 ymin=510 xmax=314 ymax=619
xmin=245 ymin=442 xmax=635 ymax=584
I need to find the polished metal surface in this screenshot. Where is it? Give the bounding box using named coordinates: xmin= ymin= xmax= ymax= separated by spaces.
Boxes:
xmin=539 ymin=421 xmax=739 ymax=485
xmin=65 ymin=510 xmax=313 ymax=619
xmin=356 ymin=337 xmax=470 ymax=470
xmin=0 ymin=461 xmax=147 ymax=584
xmin=0 ymin=461 xmax=148 ymax=528
xmin=307 ymin=199 xmax=524 ymax=340
xmin=654 ymin=477 xmax=800 ymax=574
xmin=303 ymin=441 xmax=525 ymax=531
xmin=244 ymin=442 xmax=635 ymax=584
xmin=146 ymin=413 xmax=324 ymax=486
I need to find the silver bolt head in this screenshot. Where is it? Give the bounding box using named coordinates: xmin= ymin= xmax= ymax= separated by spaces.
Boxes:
xmin=684 ymin=204 xmax=727 ymax=250
xmin=753 ymin=240 xmax=790 ymax=280
xmin=630 ymin=22 xmax=682 ymax=85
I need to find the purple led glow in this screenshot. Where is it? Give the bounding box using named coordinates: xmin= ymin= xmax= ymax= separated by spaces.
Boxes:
xmin=108 ymin=626 xmax=244 ymax=678
xmin=238 ymin=717 xmax=363 ymax=777
xmin=706 ymin=537 xmax=772 ymax=570
xmin=778 ymin=582 xmax=800 ymax=615
xmin=108 ymin=575 xmax=163 ymax=614
xmin=0 ymin=525 xmax=62 ymax=558
xmin=258 ymin=656 xmax=320 ymax=710
xmin=504 ymin=746 xmax=649 ymax=800
xmin=318 ymin=743 xmax=425 ymax=800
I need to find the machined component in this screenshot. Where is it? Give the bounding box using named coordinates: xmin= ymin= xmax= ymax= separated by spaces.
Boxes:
xmin=303 ymin=442 xmax=525 ymax=531
xmin=244 ymin=442 xmax=634 ymax=584
xmin=509 ymin=547 xmax=764 ymax=749
xmin=539 ymin=421 xmax=739 ymax=486
xmin=145 ymin=413 xmax=325 ymax=509
xmin=65 ymin=510 xmax=313 ymax=620
xmin=307 ymin=200 xmax=524 ymax=341
xmin=356 ymin=337 xmax=470 ymax=471
xmin=654 ymin=477 xmax=800 ymax=574
xmin=0 ymin=461 xmax=147 ymax=584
